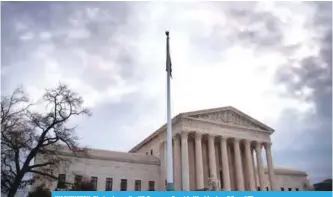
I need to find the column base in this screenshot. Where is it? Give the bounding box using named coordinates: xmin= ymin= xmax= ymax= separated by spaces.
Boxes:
xmin=166 ymin=183 xmax=175 ymax=191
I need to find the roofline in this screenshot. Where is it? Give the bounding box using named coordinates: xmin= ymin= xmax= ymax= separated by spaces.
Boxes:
xmin=180 ymin=106 xmax=231 ymax=116
xmin=63 ymin=150 xmax=160 ymax=165
xmin=271 ymin=167 xmax=308 ymax=176
xmin=129 ymin=114 xmax=183 ymax=153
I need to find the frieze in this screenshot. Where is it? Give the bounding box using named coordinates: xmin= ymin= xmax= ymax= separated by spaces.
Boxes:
xmin=189 ymin=110 xmax=267 ymax=131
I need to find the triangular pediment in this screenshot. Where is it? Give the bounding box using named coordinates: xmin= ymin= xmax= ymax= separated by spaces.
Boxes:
xmin=182 ymin=106 xmax=274 ymax=132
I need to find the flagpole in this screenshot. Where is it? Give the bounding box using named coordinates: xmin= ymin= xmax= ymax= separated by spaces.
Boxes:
xmin=165 ymin=31 xmax=174 ymax=191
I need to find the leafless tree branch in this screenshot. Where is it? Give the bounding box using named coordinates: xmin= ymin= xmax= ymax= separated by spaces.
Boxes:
xmin=1 ymin=84 xmax=91 ymax=197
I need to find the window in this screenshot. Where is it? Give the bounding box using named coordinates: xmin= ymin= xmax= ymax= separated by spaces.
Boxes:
xmin=288 ymin=188 xmax=292 ymax=191
xmin=57 ymin=174 xmax=66 ymax=189
xmin=281 ymin=187 xmax=285 ymax=191
xmin=135 ymin=180 xmax=141 ymax=191
xmin=74 ymin=175 xmax=82 ymax=186
xmin=148 ymin=181 xmax=155 ymax=191
xmin=105 ymin=178 xmax=113 ymax=191
xmin=120 ymin=179 xmax=127 ymax=191
xmin=91 ymin=176 xmax=98 ymax=190
xmin=295 ymin=188 xmax=299 ymax=191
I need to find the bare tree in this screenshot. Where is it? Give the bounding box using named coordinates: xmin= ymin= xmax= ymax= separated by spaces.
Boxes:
xmin=1 ymin=84 xmax=91 ymax=197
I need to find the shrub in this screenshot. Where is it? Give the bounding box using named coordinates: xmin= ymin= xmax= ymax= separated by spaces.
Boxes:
xmin=27 ymin=185 xmax=51 ymax=197
xmin=71 ymin=180 xmax=95 ymax=191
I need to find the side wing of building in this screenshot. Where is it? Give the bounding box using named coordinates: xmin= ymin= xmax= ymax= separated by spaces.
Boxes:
xmin=33 ymin=147 xmax=161 ymax=191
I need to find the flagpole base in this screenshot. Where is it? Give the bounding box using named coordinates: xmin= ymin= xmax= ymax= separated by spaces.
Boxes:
xmin=166 ymin=183 xmax=175 ymax=191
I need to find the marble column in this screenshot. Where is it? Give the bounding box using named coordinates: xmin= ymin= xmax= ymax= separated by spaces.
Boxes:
xmin=233 ymin=138 xmax=244 ymax=190
xmin=208 ymin=135 xmax=217 ymax=179
xmin=195 ymin=132 xmax=204 ymax=190
xmin=181 ymin=131 xmax=190 ymax=191
xmin=220 ymin=137 xmax=231 ymax=190
xmin=173 ymin=135 xmax=182 ymax=190
xmin=255 ymin=142 xmax=265 ymax=191
xmin=159 ymin=141 xmax=166 ymax=190
xmin=251 ymin=147 xmax=258 ymax=189
xmin=265 ymin=143 xmax=277 ymax=190
xmin=244 ymin=140 xmax=256 ymax=190
xmin=227 ymin=144 xmax=235 ymax=190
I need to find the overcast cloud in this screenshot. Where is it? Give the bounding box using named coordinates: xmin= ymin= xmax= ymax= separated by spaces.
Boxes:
xmin=1 ymin=1 xmax=332 ymax=184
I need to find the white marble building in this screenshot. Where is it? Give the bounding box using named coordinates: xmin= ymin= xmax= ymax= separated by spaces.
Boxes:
xmin=34 ymin=106 xmax=311 ymax=191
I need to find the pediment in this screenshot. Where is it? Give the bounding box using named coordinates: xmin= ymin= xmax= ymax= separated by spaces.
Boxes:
xmin=183 ymin=106 xmax=273 ymax=132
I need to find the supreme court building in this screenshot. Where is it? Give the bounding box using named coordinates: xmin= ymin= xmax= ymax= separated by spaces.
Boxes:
xmin=34 ymin=106 xmax=311 ymax=191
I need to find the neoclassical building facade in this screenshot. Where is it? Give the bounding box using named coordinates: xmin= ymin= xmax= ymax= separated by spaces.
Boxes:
xmin=34 ymin=106 xmax=310 ymax=191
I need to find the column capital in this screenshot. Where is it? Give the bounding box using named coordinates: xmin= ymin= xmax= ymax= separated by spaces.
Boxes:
xmin=220 ymin=136 xmax=228 ymax=142
xmin=195 ymin=132 xmax=202 ymax=139
xmin=255 ymin=141 xmax=263 ymax=149
xmin=244 ymin=139 xmax=251 ymax=146
xmin=208 ymin=134 xmax=217 ymax=139
xmin=173 ymin=134 xmax=180 ymax=140
xmin=264 ymin=142 xmax=272 ymax=149
xmin=233 ymin=138 xmax=241 ymax=143
xmin=180 ymin=131 xmax=188 ymax=138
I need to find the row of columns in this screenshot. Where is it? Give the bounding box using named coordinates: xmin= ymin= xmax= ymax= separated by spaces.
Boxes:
xmin=172 ymin=131 xmax=277 ymax=191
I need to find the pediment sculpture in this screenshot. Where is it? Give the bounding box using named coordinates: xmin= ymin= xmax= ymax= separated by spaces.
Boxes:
xmin=189 ymin=109 xmax=268 ymax=131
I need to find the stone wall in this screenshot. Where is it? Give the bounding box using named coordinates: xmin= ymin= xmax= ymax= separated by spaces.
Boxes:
xmin=272 ymin=168 xmax=309 ymax=191
xmin=33 ymin=147 xmax=160 ymax=191
xmin=251 ymin=168 xmax=309 ymax=191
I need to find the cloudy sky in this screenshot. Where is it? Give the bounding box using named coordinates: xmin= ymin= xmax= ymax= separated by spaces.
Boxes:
xmin=1 ymin=1 xmax=332 ymax=183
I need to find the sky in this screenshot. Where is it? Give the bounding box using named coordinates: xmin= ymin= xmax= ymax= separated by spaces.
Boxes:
xmin=1 ymin=1 xmax=332 ymax=184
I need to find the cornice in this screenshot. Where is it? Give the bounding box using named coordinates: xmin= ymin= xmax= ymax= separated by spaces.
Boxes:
xmin=57 ymin=151 xmax=160 ymax=166
xmin=183 ymin=116 xmax=272 ymax=134
xmin=269 ymin=168 xmax=307 ymax=176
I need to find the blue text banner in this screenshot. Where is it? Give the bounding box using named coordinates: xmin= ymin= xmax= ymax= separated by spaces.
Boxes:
xmin=52 ymin=191 xmax=332 ymax=197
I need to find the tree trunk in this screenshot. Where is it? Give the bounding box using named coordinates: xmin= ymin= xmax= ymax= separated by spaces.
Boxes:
xmin=8 ymin=180 xmax=20 ymax=197
xmin=7 ymin=170 xmax=26 ymax=197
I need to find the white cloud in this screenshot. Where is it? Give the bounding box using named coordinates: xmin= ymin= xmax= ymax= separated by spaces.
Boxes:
xmin=67 ymin=28 xmax=91 ymax=39
xmin=20 ymin=2 xmax=318 ymax=147
xmin=20 ymin=32 xmax=34 ymax=41
xmin=39 ymin=31 xmax=52 ymax=40
xmin=125 ymin=3 xmax=308 ymax=121
xmin=2 ymin=1 xmax=330 ymax=182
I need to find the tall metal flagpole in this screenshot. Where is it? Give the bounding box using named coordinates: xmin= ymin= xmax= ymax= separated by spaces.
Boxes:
xmin=165 ymin=31 xmax=174 ymax=191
